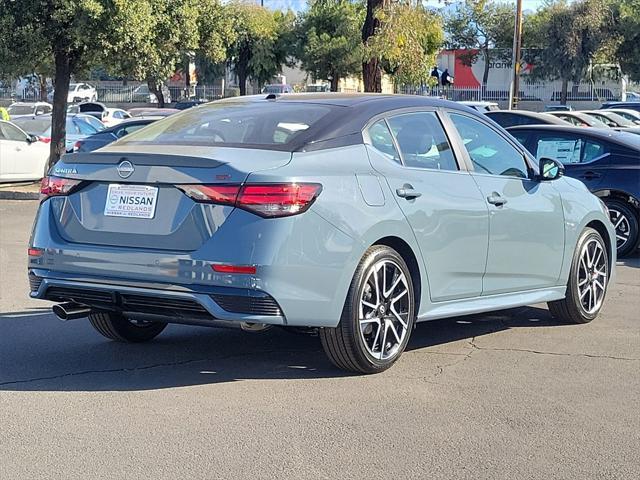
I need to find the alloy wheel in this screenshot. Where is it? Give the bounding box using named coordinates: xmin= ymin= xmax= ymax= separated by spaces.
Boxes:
xmin=358 ymin=259 xmax=411 ymax=361
xmin=609 ymin=208 xmax=631 ymax=251
xmin=577 ymin=238 xmax=608 ymax=314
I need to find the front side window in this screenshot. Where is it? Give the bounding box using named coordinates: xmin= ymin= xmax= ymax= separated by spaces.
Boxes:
xmin=366 ymin=120 xmax=400 ymax=164
xmin=386 ymin=112 xmax=458 ymax=171
xmin=450 ymin=113 xmax=529 ymax=178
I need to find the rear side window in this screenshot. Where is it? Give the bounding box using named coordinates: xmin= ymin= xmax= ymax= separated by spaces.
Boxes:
xmin=117 ymin=102 xmax=332 ymax=148
xmin=367 ymin=120 xmax=400 ymax=164
xmin=386 ymin=112 xmax=458 ymax=171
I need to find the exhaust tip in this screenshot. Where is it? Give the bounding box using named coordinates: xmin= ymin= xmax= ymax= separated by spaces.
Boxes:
xmin=52 ymin=302 xmax=91 ymax=321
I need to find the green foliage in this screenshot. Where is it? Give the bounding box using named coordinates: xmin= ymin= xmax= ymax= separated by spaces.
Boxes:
xmin=444 ymin=0 xmax=515 ymax=85
xmin=525 ymin=0 xmax=612 ymax=84
xmin=614 ymin=0 xmax=640 ymax=81
xmin=296 ymin=0 xmax=364 ymax=90
xmin=225 ymin=2 xmax=294 ymax=93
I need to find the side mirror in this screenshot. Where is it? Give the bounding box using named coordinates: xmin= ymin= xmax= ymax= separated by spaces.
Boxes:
xmin=26 ymin=135 xmax=38 ymax=144
xmin=539 ymin=157 xmax=564 ymax=181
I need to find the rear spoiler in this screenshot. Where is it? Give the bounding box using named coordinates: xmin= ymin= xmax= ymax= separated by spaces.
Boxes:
xmin=58 ymin=152 xmax=225 ymax=168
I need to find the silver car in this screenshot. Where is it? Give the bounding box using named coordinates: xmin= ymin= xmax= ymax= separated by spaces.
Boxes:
xmin=28 ymin=94 xmax=616 ymax=373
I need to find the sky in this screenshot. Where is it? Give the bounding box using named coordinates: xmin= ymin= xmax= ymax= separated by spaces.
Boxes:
xmin=260 ymin=0 xmax=546 ymax=13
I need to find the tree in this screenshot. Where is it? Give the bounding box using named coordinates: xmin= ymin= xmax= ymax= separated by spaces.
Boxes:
xmin=525 ymin=0 xmax=612 ymax=104
xmin=296 ymin=0 xmax=364 ymax=92
xmin=362 ymin=0 xmax=388 ymax=92
xmin=226 ymin=2 xmax=293 ymax=95
xmin=444 ymin=0 xmax=515 ymax=87
xmin=366 ymin=2 xmax=444 ymax=86
xmin=0 ymin=0 xmax=134 ymax=166
xmin=614 ymin=0 xmax=640 ymax=82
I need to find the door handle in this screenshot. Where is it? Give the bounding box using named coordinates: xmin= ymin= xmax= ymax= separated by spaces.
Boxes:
xmin=396 ymin=185 xmax=422 ymax=199
xmin=580 ymin=171 xmax=601 ymax=180
xmin=487 ymin=192 xmax=507 ymax=206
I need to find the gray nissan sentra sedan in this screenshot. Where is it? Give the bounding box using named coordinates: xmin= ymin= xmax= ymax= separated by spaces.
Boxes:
xmin=28 ymin=94 xmax=616 ymax=373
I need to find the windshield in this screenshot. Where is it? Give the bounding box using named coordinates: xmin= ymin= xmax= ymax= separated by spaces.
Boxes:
xmin=606 ymin=112 xmax=635 ymax=127
xmin=117 ymin=102 xmax=332 ymax=148
xmin=7 ymin=105 xmax=34 ymax=115
xmin=262 ymin=85 xmax=285 ymax=94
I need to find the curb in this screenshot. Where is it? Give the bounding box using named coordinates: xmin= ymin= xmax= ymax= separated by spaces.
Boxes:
xmin=0 ymin=190 xmax=39 ymax=200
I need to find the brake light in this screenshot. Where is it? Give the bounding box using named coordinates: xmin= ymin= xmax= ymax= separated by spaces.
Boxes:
xmin=38 ymin=136 xmax=51 ymax=143
xmin=73 ymin=141 xmax=82 ymax=152
xmin=178 ymin=183 xmax=322 ymax=218
xmin=237 ymin=184 xmax=322 ymax=217
xmin=40 ymin=176 xmax=82 ymax=201
xmin=28 ymin=247 xmax=44 ymax=257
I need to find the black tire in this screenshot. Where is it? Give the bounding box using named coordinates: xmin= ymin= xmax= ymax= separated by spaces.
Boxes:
xmin=319 ymin=245 xmax=416 ymax=374
xmin=88 ymin=311 xmax=166 ymax=342
xmin=604 ymin=199 xmax=639 ymax=257
xmin=548 ymin=227 xmax=609 ymax=324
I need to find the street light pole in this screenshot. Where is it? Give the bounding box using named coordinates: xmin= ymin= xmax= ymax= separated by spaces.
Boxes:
xmin=508 ymin=0 xmax=524 ymax=110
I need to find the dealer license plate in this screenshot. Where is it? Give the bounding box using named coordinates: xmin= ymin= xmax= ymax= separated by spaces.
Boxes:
xmin=104 ymin=184 xmax=158 ymax=219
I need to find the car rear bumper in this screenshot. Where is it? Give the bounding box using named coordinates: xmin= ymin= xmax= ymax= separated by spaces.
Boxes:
xmin=29 ymin=269 xmax=287 ymax=326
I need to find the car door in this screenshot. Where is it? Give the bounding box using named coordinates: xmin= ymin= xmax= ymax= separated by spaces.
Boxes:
xmin=447 ymin=112 xmax=565 ymax=295
xmin=529 ymin=131 xmax=609 ymax=191
xmin=365 ymin=110 xmax=489 ymax=302
xmin=0 ymin=122 xmax=44 ymax=178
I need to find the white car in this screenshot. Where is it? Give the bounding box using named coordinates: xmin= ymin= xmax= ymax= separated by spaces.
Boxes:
xmin=0 ymin=120 xmax=50 ymax=182
xmin=459 ymin=101 xmax=500 ymax=112
xmin=48 ymin=83 xmax=97 ymax=103
xmin=603 ymin=108 xmax=640 ymax=125
xmin=102 ymin=108 xmax=132 ymax=127
xmin=6 ymin=102 xmax=52 ymax=119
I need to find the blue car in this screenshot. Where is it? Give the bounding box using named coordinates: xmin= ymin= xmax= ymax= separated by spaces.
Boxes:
xmin=508 ymin=125 xmax=640 ymax=257
xmin=28 ymin=95 xmax=615 ymax=373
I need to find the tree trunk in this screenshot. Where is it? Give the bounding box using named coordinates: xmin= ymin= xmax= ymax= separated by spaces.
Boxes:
xmin=237 ymin=52 xmax=249 ymax=96
xmin=482 ymin=48 xmax=490 ymax=86
xmin=49 ymin=50 xmax=71 ymax=169
xmin=39 ymin=75 xmax=48 ymax=103
xmin=362 ymin=0 xmax=386 ymax=93
xmin=330 ymin=74 xmax=339 ymax=92
xmin=560 ymin=78 xmax=568 ymax=105
xmin=184 ymin=56 xmax=191 ymax=98
xmin=147 ymin=79 xmax=165 ymax=107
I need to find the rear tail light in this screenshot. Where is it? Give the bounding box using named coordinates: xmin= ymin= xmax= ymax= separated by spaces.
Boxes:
xmin=38 ymin=136 xmax=51 ymax=143
xmin=28 ymin=247 xmax=44 ymax=257
xmin=178 ymin=183 xmax=322 ymax=218
xmin=73 ymin=140 xmax=82 ymax=152
xmin=211 ymin=264 xmax=256 ymax=275
xmin=40 ymin=176 xmax=83 ymax=201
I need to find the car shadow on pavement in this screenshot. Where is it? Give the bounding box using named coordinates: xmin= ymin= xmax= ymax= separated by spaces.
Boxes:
xmin=0 ymin=304 xmax=562 ymax=392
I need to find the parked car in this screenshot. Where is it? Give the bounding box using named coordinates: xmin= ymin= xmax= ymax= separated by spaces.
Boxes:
xmin=29 ymin=94 xmax=615 ymax=373
xmin=459 ymin=101 xmax=500 ymax=112
xmin=12 ymin=113 xmax=105 ymax=152
xmin=484 ymin=110 xmax=571 ymax=128
xmin=131 ymin=84 xmax=171 ymax=104
xmin=262 ymin=84 xmax=293 ymax=94
xmin=508 ymin=124 xmax=640 ymax=256
xmin=6 ymin=102 xmax=52 ymax=119
xmin=127 ymin=107 xmax=179 ymax=118
xmin=81 ymin=107 xmax=131 ymax=127
xmin=48 ymin=83 xmax=97 ymax=103
xmin=548 ymin=111 xmax=610 ymax=128
xmin=73 ymin=118 xmax=159 ymax=152
xmin=0 ymin=120 xmax=50 ymax=181
xmin=305 ymin=83 xmax=330 ymax=93
xmin=602 ymin=109 xmax=640 ymax=125
xmin=544 ymin=105 xmax=573 ymax=112
xmin=581 ymin=110 xmax=636 ymax=129
xmin=174 ymin=99 xmax=207 ymax=110
xmin=600 ymin=101 xmax=640 ymax=113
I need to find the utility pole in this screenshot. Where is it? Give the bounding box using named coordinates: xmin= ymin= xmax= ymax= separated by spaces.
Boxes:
xmin=508 ymin=0 xmax=524 ymax=110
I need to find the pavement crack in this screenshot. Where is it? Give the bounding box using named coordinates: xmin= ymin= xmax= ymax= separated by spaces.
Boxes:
xmin=468 ymin=344 xmax=639 ymax=361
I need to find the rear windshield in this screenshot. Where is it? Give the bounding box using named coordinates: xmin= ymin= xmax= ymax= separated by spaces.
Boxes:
xmin=8 ymin=105 xmax=34 ymax=115
xmin=116 ymin=102 xmax=332 ymax=148
xmin=12 ymin=116 xmax=50 ymax=135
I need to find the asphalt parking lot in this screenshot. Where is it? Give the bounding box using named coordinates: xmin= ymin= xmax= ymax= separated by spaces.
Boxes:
xmin=1 ymin=199 xmax=638 ymax=479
